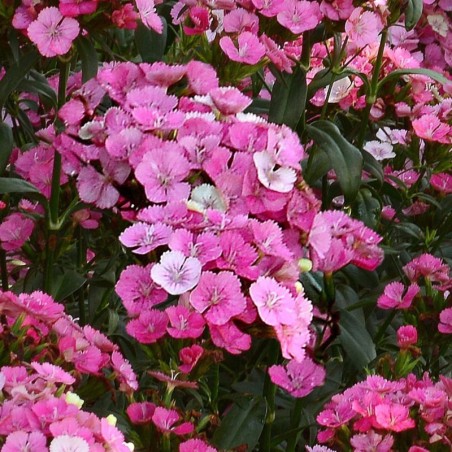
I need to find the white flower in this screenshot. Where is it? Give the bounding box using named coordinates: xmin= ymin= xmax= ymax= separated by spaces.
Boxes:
xmin=363 ymin=140 xmax=396 ymax=161
xmin=49 ymin=436 xmax=89 ymax=452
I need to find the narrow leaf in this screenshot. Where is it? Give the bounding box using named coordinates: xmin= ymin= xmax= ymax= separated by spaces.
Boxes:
xmin=405 ymin=0 xmax=423 ymax=30
xmin=269 ymin=66 xmax=307 ymax=129
xmin=306 ymin=120 xmax=363 ymax=202
xmin=378 ymin=68 xmax=448 ymax=91
xmin=135 ymin=19 xmax=167 ymax=63
xmin=0 ymin=177 xmax=40 ymax=194
xmin=0 ymin=123 xmax=13 ymax=174
xmin=213 ymin=396 xmax=267 ymax=450
xmin=75 ymin=36 xmax=99 ymax=83
xmin=53 ymin=270 xmax=86 ymax=301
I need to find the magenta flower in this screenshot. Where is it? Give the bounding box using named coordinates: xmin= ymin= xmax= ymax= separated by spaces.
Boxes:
xmin=219 ymin=32 xmax=265 ymax=65
xmin=111 ymin=350 xmax=139 ymax=392
xmin=151 ymin=251 xmax=202 ymax=295
xmin=209 ymin=87 xmax=252 ymax=115
xmin=126 ymin=309 xmax=168 ymax=344
xmin=59 ymin=0 xmax=98 ymax=17
xmin=152 ymin=407 xmax=194 ymax=435
xmin=345 ymin=7 xmax=383 ymax=48
xmin=209 ymin=321 xmax=252 ymax=354
xmin=179 ymin=344 xmax=204 ymax=373
xmin=412 ymin=114 xmax=451 ymax=143
xmin=269 ymin=358 xmax=325 ymax=398
xmin=30 ymin=362 xmax=75 ymax=385
xmin=250 ymin=219 xmax=293 ymax=260
xmin=249 ymin=277 xmax=297 ymax=326
xmin=0 ymin=213 xmax=34 ymax=252
xmin=396 ymin=325 xmax=418 ymax=348
xmin=438 ymin=307 xmax=452 ymax=334
xmin=190 ymin=271 xmax=246 ymax=325
xmin=350 ymin=431 xmax=394 ymax=452
xmin=166 ymin=305 xmax=205 ymax=339
xmin=27 ymin=7 xmax=80 ymax=57
xmin=377 ymin=282 xmax=420 ymax=310
xmin=374 ymin=403 xmax=415 ymax=432
xmin=127 ymin=402 xmax=156 ymax=425
xmin=179 ymin=438 xmax=217 ymax=452
xmin=136 ymin=0 xmax=163 ymax=33
xmin=403 ymin=254 xmax=450 ymax=286
xmin=430 ymin=173 xmax=452 ymax=194
xmin=119 ymin=222 xmax=172 ymax=254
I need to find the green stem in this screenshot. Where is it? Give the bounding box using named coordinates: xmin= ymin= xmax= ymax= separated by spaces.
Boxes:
xmin=286 ymin=398 xmax=304 ymax=452
xmin=260 ymin=341 xmax=280 ymax=452
xmin=357 ymin=30 xmax=388 ymax=148
xmin=374 ymin=309 xmax=397 ymax=345
xmin=0 ymin=250 xmax=8 ymax=291
xmin=161 ymin=434 xmax=171 ymax=452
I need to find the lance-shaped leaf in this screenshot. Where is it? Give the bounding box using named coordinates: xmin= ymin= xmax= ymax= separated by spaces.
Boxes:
xmin=405 ymin=0 xmax=423 ymax=31
xmin=75 ymin=36 xmax=99 ymax=83
xmin=0 ymin=123 xmax=13 ymax=175
xmin=378 ymin=68 xmax=448 ymax=91
xmin=135 ymin=18 xmax=167 ymax=63
xmin=306 ymin=120 xmax=363 ymax=202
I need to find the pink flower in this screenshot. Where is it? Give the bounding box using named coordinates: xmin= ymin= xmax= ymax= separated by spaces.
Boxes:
xmin=136 ymin=0 xmax=163 ymax=33
xmin=30 ymin=362 xmax=75 ymax=385
xmin=126 ymin=309 xmax=168 ymax=343
xmin=49 ymin=435 xmax=90 ymax=451
xmin=2 ymin=431 xmax=48 ymax=452
xmin=179 ymin=438 xmax=217 ymax=452
xmin=127 ymin=402 xmax=156 ymax=424
xmin=135 ymin=147 xmax=191 ymax=203
xmin=377 ymin=282 xmax=420 ymax=310
xmin=269 ymin=358 xmax=325 ymax=398
xmin=396 ymin=325 xmax=418 ymax=348
xmin=438 ymin=308 xmax=452 ymax=334
xmin=166 ymin=305 xmax=205 ymax=339
xmin=183 ymin=6 xmax=210 ymax=35
xmin=277 ymin=0 xmax=322 ymax=34
xmin=374 ymin=403 xmax=415 ymax=432
xmin=403 ymin=254 xmax=450 ymax=286
xmin=350 ymin=431 xmax=394 ymax=452
xmin=0 ymin=213 xmax=34 ymax=252
xmin=430 ymin=173 xmax=452 ymax=194
xmin=219 ymin=32 xmax=265 ymax=65
xmin=412 ymin=114 xmax=451 ymax=143
xmin=27 ymin=7 xmax=80 ymax=58
xmin=152 ymin=407 xmax=194 ymax=435
xmin=151 ymin=251 xmax=202 ymax=295
xmin=209 ymin=321 xmax=252 ymax=354
xmin=119 ymin=222 xmax=172 ymax=254
xmin=224 ymin=9 xmax=259 ymax=34
xmin=190 ymin=271 xmax=246 ymax=325
xmin=112 ymin=4 xmax=139 ymax=30
xmin=253 ymin=151 xmax=297 ymax=193
xmin=59 ymin=0 xmax=98 ymax=17
xmin=250 ymin=220 xmax=293 ymax=260
xmin=179 ymin=344 xmax=204 ymax=373
xmin=252 ymin=0 xmax=285 ymax=17
xmin=345 ymin=7 xmax=383 ymax=47
xmin=249 ymin=277 xmax=297 ymax=326
xmin=320 ymin=0 xmax=354 ymax=21
xmin=111 ymin=350 xmax=139 ymax=392
xmin=169 ymin=230 xmax=222 ymax=265
xmin=209 ymin=87 xmax=252 ymax=115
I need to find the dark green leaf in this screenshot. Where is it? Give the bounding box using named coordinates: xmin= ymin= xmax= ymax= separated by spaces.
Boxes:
xmin=303 ymin=147 xmax=331 ymax=184
xmin=212 ymin=396 xmax=267 ymax=450
xmin=135 ymin=19 xmax=167 ymax=63
xmin=306 ymin=120 xmax=363 ymax=202
xmin=75 ymin=36 xmax=99 ymax=83
xmin=0 ymin=177 xmax=40 ymax=194
xmin=362 ymin=149 xmax=383 ymax=184
xmin=53 ymin=270 xmax=86 ymax=301
xmin=352 ymin=188 xmax=381 ymax=228
xmin=339 ymin=309 xmax=376 ymax=371
xmin=405 ymin=0 xmax=423 ymax=30
xmin=0 ymin=122 xmax=13 ymax=174
xmin=246 ymin=98 xmax=271 ymax=116
xmin=0 ymin=50 xmax=39 ymax=108
xmin=269 ymin=66 xmax=307 ymax=129
xmin=378 ymin=68 xmax=448 ymax=91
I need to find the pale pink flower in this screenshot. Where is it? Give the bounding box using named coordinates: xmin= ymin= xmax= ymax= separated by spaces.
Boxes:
xmin=179 ymin=344 xmax=204 ymax=373
xmin=269 ymin=358 xmax=325 ymax=398
xmin=438 ymin=307 xmax=452 ymax=334
xmin=345 ymin=7 xmax=383 ymax=47
xmin=179 ymin=438 xmax=217 ymax=452
xmin=186 ymin=61 xmax=219 ymax=95
xmin=350 ymin=431 xmax=394 ymax=452
xmin=249 ymin=277 xmax=297 ymax=326
xmin=0 ymin=213 xmax=34 ymax=252
xmin=30 ymin=362 xmax=75 ymax=385
xmin=250 ymin=220 xmax=293 ymax=260
xmin=152 ymin=407 xmax=194 ymax=435
xmin=363 ymin=141 xmax=396 ymax=161
xmin=111 ymin=350 xmax=139 ymax=392
xmin=412 ymin=114 xmax=451 ymax=143
xmin=397 ymin=325 xmax=418 ymax=348
xmin=49 ymin=435 xmax=89 ymax=452
xmin=27 ymin=7 xmax=80 ymax=58
xmin=135 ymin=147 xmax=191 ymax=203
xmin=219 ymin=32 xmax=266 ymax=65
xmin=377 ymin=282 xmax=420 ymax=310
xmin=119 ymin=222 xmax=172 ymax=254
xmin=252 ymin=0 xmax=285 ymax=17
xmin=190 ymin=271 xmax=246 ymax=325
xmin=166 ymin=305 xmax=205 ymax=339
xmin=277 ymin=0 xmax=322 ymax=34
xmin=374 ymin=403 xmax=415 ymax=432
xmin=209 ymin=321 xmax=252 ymax=354
xmin=320 ymin=0 xmax=354 ymax=20
xmin=151 ymin=250 xmax=202 ymax=295
xmin=260 ymin=34 xmax=293 ymax=73
xmin=403 ymin=254 xmax=450 ymax=286
xmin=136 ymin=0 xmax=163 ymax=33
xmin=169 ymin=230 xmax=222 ymax=265
xmin=209 ymin=87 xmax=252 ymax=115
xmin=2 ymin=431 xmax=48 ymax=452
xmin=223 ymin=8 xmax=259 ymax=34
xmin=253 ymin=151 xmax=297 ymax=193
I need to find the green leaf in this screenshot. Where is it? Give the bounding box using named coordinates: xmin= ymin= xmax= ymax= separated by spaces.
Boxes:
xmin=352 ymin=188 xmax=381 ymax=228
xmin=339 ymin=308 xmax=376 ymax=371
xmin=135 ymin=19 xmax=167 ymax=63
xmin=212 ymin=396 xmax=267 ymax=450
xmin=75 ymin=36 xmax=99 ymax=83
xmin=269 ymin=66 xmax=307 ymax=129
xmin=378 ymin=68 xmax=448 ymax=91
xmin=0 ymin=177 xmax=40 ymax=194
xmin=306 ymin=120 xmax=363 ymax=202
xmin=0 ymin=50 xmax=39 ymax=108
xmin=0 ymin=122 xmax=13 ymax=174
xmin=53 ymin=270 xmax=86 ymax=301
xmin=362 ymin=149 xmax=383 ymax=184
xmin=18 ymin=70 xmax=58 ymax=108
xmin=405 ymin=0 xmax=423 ymax=30
xmin=303 ymin=147 xmax=331 ymax=184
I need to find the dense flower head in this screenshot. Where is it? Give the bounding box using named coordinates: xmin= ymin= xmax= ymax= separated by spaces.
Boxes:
xmin=316 ymin=373 xmax=452 ymax=448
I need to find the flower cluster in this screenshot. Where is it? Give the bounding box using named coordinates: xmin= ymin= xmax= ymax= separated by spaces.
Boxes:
xmin=11 ymin=0 xmax=163 ymax=58
xmin=0 ymin=290 xmax=138 ymax=394
xmin=316 ymin=373 xmax=452 ymax=450
xmin=0 ymin=364 xmax=133 ymax=451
